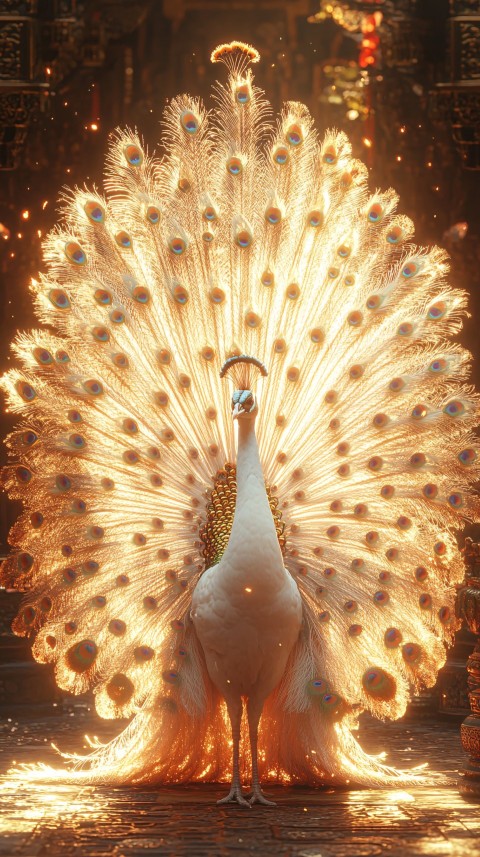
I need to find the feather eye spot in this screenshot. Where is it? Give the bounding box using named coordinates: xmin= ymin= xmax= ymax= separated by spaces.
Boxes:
xmin=419 ymin=593 xmax=432 ymax=610
xmin=236 ymin=229 xmax=252 ymax=249
xmin=169 ymin=236 xmax=186 ymax=255
xmin=206 ymin=406 xmax=217 ymax=420
xmin=101 ymin=477 xmax=115 ymax=490
xmin=368 ymin=202 xmax=384 ymax=223
xmin=178 ymin=177 xmax=191 ymax=192
xmin=402 ymin=261 xmax=419 ymax=278
xmin=324 ymin=390 xmax=337 ymax=404
xmin=347 ymin=310 xmax=363 ymax=327
xmin=434 ymin=540 xmax=447 ymax=556
xmin=107 ymin=673 xmax=134 ymax=705
xmin=180 ymin=110 xmax=199 ymax=134
xmin=330 ymin=499 xmax=342 ymax=512
xmin=373 ymin=589 xmax=389 ymax=605
xmin=349 ymin=624 xmax=363 ymax=637
xmin=173 ymin=284 xmax=189 ymax=305
xmin=82 ymin=379 xmax=103 ymax=396
xmin=362 ymin=668 xmax=396 ymax=700
xmin=201 ymin=346 xmax=215 ymax=361
xmin=412 ymin=403 xmax=428 ymax=420
xmin=94 ymin=289 xmax=112 ymax=305
xmin=318 ymin=610 xmax=330 ymax=623
xmin=134 ymin=645 xmax=155 ymax=663
xmin=67 ymin=639 xmax=97 ymax=673
xmin=337 ymin=244 xmax=351 ymax=259
xmin=274 ymin=338 xmax=286 ymax=353
xmin=310 ymin=327 xmax=324 ymax=344
xmin=368 ymin=456 xmax=383 ymax=472
xmin=113 ymin=353 xmax=129 ymax=368
xmin=344 ymin=274 xmax=355 ymax=287
xmin=429 ymin=358 xmax=448 ymax=374
xmin=351 ymin=558 xmax=364 ymax=571
xmin=287 ymin=366 xmax=299 ymax=382
xmin=160 ymin=428 xmax=175 ymax=443
xmin=323 ymin=145 xmax=337 ymax=165
xmin=147 ymin=446 xmax=160 ymax=460
xmin=56 ymin=474 xmax=71 ymax=491
xmin=30 ymin=511 xmax=44 ymax=528
xmin=235 ymin=82 xmax=251 ymax=104
xmin=116 ymin=574 xmax=130 ymax=586
xmin=48 ymin=289 xmax=70 ymax=309
xmin=150 ymin=474 xmax=163 ymax=487
xmin=123 ymin=449 xmax=140 ymax=464
xmin=308 ymin=210 xmax=323 ymax=228
xmin=328 ymin=267 xmax=339 ymax=279
xmin=366 ymin=529 xmax=380 ymax=547
xmin=122 ymin=418 xmax=138 ymax=434
xmin=209 ymin=287 xmax=225 ymax=304
xmin=65 ymin=621 xmax=77 ymax=635
xmin=366 ymin=294 xmax=383 ymax=310
xmin=427 ymin=300 xmax=447 ymax=321
xmin=132 ymin=286 xmax=150 ymax=304
xmin=146 ymin=205 xmax=160 ymax=224
xmin=276 ymin=414 xmax=286 ymax=427
xmin=91 ymin=595 xmax=107 ymax=609
xmin=286 ymin=123 xmax=303 ymax=146
xmin=179 ymin=373 xmax=191 ymax=389
xmin=261 ymin=270 xmax=275 ymax=287
xmin=386 ymin=225 xmax=404 ymax=244
xmin=389 ymin=377 xmax=405 ymax=392
xmin=438 ymin=606 xmax=452 ymax=625
xmin=89 ymin=525 xmax=104 ymax=539
xmin=397 ymin=515 xmax=412 ymax=531
xmin=13 ymin=456 xmax=36 ymax=487
xmin=56 ymin=349 xmax=70 ymax=364
xmin=158 ymin=349 xmax=171 ymax=366
xmin=386 ymin=547 xmax=399 ymax=561
xmin=373 ymin=413 xmax=389 ymax=428
xmin=448 ymin=492 xmax=464 ymax=509
xmin=227 ymin=156 xmax=243 ymax=176
xmin=124 ymin=143 xmax=143 ymax=166
xmin=458 ymin=448 xmax=477 ymax=466
xmin=265 ymin=206 xmax=282 ymax=225
xmin=83 ymin=560 xmax=99 ymax=576
xmin=326 ymin=525 xmax=340 ymax=539
xmin=272 ymin=145 xmax=289 ymax=165
xmin=84 ymin=200 xmax=105 ymax=224
xmin=384 ymin=628 xmax=402 ymax=649
xmin=337 ymin=463 xmax=350 ymax=478
xmin=245 ymin=310 xmax=260 ymax=328
xmin=443 ymin=399 xmax=465 ymax=418
xmin=17 ymin=552 xmax=34 ymax=572
xmin=329 ymin=418 xmax=340 ymax=431
xmin=344 ymin=600 xmax=358 ymax=613
xmin=110 ymin=309 xmax=125 ymax=324
xmin=286 ymin=283 xmax=300 ymax=300
xmin=162 ymin=669 xmax=179 ymax=685
xmin=423 ymin=483 xmax=438 ymax=499
xmin=337 ymin=442 xmax=350 ymax=456
xmin=354 ymin=503 xmax=368 ymax=518
xmin=397 ymin=322 xmax=414 ymax=337
xmin=143 ymin=596 xmax=158 ymax=611
xmin=69 ymin=433 xmax=86 ymax=450
xmin=64 ymin=241 xmax=86 ymax=265
xmin=92 ymin=326 xmax=110 ymax=343
xmin=410 ymin=452 xmax=426 ymax=468
xmin=349 ymin=364 xmax=364 ymax=380
xmin=402 ymin=643 xmax=422 ymax=665
xmin=33 ymin=347 xmax=53 ymax=365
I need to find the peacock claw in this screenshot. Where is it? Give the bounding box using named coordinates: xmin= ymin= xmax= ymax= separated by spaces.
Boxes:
xmin=248 ymin=787 xmax=277 ymax=806
xmin=217 ymin=785 xmax=251 ymax=807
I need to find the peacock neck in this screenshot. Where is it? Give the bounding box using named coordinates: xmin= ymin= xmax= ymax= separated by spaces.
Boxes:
xmin=221 ymin=417 xmax=284 ymax=583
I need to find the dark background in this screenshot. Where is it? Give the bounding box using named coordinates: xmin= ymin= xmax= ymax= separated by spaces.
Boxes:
xmin=1 ymin=0 xmax=480 ymax=549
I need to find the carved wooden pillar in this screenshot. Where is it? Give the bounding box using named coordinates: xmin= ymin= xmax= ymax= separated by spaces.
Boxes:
xmin=457 ymin=538 xmax=480 ymax=799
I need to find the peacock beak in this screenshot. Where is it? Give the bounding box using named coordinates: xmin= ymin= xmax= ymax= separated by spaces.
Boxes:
xmin=232 ymin=403 xmax=245 ymax=420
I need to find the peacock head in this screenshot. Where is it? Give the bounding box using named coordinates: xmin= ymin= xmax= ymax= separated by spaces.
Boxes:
xmin=220 ymin=354 xmax=268 ymax=422
xmin=231 ymin=389 xmax=257 ymax=420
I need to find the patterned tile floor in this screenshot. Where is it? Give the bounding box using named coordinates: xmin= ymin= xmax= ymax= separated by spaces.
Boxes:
xmin=0 ymin=705 xmax=479 ymax=857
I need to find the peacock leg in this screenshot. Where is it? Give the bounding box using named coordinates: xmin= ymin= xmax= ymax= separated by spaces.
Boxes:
xmin=247 ymin=699 xmax=276 ymax=806
xmin=217 ymin=698 xmax=250 ymax=807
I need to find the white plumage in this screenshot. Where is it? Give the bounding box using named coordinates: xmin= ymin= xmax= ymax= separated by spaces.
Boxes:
xmin=1 ymin=41 xmax=479 ymax=800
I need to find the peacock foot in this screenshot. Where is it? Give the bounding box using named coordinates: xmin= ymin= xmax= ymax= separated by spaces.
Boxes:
xmin=217 ymin=784 xmax=251 ymax=807
xmin=248 ymin=786 xmax=277 ymax=807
